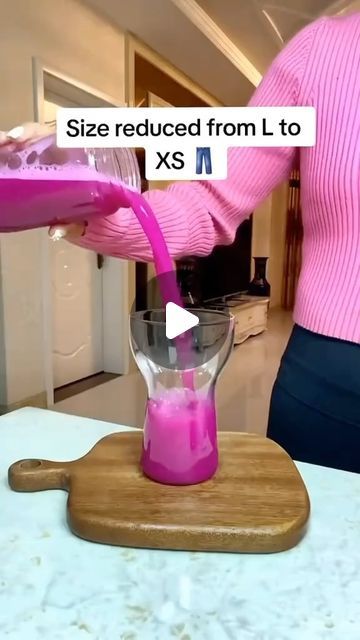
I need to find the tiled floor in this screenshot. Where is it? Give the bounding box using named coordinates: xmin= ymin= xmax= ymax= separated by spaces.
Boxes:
xmin=53 ymin=310 xmax=293 ymax=434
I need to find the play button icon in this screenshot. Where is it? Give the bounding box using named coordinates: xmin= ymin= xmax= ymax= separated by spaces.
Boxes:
xmin=166 ymin=302 xmax=199 ymax=339
xmin=130 ymin=269 xmax=232 ymax=370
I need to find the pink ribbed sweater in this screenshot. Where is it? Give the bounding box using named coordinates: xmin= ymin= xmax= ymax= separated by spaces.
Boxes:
xmin=78 ymin=13 xmax=360 ymax=344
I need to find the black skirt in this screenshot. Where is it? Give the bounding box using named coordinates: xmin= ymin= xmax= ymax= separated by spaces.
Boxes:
xmin=267 ymin=325 xmax=360 ymax=473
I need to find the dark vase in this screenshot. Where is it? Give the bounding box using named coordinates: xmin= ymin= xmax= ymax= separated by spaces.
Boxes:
xmin=176 ymin=257 xmax=202 ymax=306
xmin=248 ymin=257 xmax=271 ymax=297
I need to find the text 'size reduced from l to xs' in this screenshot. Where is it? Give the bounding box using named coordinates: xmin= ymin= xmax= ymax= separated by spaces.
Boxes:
xmin=56 ymin=106 xmax=316 ymax=180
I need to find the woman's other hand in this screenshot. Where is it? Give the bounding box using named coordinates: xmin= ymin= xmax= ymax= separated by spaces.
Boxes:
xmin=0 ymin=122 xmax=53 ymax=148
xmin=48 ymin=223 xmax=86 ymax=241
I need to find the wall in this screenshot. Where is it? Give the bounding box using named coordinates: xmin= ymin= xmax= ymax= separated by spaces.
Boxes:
xmin=0 ymin=0 xmax=126 ymax=406
xmin=268 ymin=183 xmax=288 ymax=308
xmin=251 ymin=198 xmax=272 ymax=258
xmin=251 ymin=183 xmax=287 ymax=308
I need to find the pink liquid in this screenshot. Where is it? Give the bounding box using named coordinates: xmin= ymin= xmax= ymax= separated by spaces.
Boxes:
xmin=0 ymin=169 xmax=217 ymax=485
xmin=125 ymin=190 xmax=183 ymax=306
xmin=0 ymin=176 xmax=124 ymax=232
xmin=142 ymin=389 xmax=218 ymax=485
xmin=125 ymin=190 xmax=194 ymax=388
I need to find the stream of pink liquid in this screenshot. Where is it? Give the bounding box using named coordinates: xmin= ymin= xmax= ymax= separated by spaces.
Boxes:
xmin=0 ymin=172 xmax=218 ymax=484
xmin=125 ymin=190 xmax=218 ymax=484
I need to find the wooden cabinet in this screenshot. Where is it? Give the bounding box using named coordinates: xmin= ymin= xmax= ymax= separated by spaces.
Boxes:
xmin=232 ymin=297 xmax=269 ymax=345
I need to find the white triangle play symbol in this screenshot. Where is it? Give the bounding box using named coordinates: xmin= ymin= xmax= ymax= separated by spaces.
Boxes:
xmin=166 ymin=302 xmax=199 ymax=339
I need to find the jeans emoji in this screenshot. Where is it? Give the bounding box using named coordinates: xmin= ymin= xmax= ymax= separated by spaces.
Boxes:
xmin=196 ymin=147 xmax=212 ymax=175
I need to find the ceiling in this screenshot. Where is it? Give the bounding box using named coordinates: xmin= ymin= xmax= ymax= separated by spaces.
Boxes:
xmin=82 ymin=0 xmax=359 ymax=105
xmin=195 ymin=0 xmax=336 ymax=72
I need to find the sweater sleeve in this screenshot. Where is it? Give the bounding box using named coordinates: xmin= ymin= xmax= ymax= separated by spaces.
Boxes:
xmin=74 ymin=19 xmax=320 ymax=261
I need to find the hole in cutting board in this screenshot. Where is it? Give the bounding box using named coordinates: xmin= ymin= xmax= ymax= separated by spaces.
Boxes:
xmin=20 ymin=460 xmax=42 ymax=469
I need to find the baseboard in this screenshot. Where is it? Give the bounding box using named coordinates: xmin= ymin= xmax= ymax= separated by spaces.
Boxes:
xmin=0 ymin=391 xmax=48 ymax=415
xmin=54 ymin=372 xmax=119 ymax=403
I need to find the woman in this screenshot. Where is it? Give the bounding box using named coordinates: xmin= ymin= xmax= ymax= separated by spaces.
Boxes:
xmin=1 ymin=13 xmax=359 ymax=472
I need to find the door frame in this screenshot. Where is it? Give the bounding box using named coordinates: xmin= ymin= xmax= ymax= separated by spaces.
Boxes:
xmin=124 ymin=33 xmax=223 ymax=108
xmin=32 ymin=58 xmax=131 ymax=406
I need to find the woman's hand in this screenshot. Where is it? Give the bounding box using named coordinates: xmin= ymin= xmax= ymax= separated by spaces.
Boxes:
xmin=0 ymin=122 xmax=86 ymax=240
xmin=0 ymin=122 xmax=53 ymax=148
xmin=48 ymin=223 xmax=86 ymax=241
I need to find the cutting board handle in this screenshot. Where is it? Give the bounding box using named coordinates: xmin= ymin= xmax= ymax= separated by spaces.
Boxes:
xmin=8 ymin=458 xmax=70 ymax=492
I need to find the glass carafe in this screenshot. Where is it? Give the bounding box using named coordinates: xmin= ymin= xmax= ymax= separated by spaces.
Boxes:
xmin=130 ymin=309 xmax=234 ymax=485
xmin=0 ymin=134 xmax=140 ymax=232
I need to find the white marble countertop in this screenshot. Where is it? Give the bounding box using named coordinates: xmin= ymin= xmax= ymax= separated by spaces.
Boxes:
xmin=1 ymin=407 xmax=360 ymax=640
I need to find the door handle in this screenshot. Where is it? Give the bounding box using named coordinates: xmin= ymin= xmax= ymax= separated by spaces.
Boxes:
xmin=97 ymin=254 xmax=104 ymax=269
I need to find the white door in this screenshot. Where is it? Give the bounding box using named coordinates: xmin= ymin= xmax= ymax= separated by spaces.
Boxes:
xmin=43 ymin=99 xmax=103 ymax=388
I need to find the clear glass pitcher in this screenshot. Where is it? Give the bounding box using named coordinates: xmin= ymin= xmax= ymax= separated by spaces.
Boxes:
xmin=0 ymin=134 xmax=140 ymax=232
xmin=130 ymin=308 xmax=234 ymax=485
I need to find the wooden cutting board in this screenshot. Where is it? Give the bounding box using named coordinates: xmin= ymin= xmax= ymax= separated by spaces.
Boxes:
xmin=8 ymin=431 xmax=310 ymax=553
